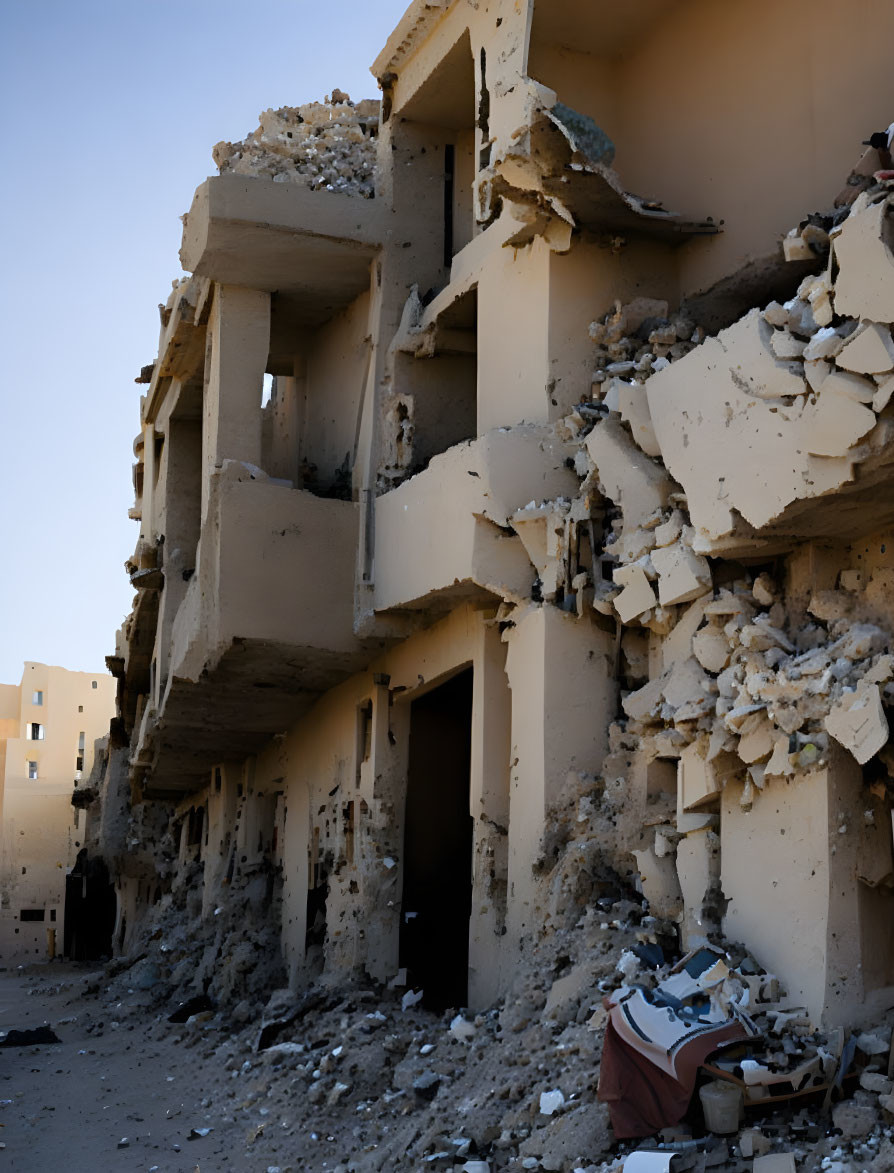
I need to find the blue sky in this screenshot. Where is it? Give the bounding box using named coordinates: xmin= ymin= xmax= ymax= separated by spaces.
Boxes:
xmin=0 ymin=0 xmax=409 ymax=685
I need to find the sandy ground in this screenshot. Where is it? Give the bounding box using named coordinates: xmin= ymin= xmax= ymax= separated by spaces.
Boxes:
xmin=0 ymin=961 xmax=296 ymax=1173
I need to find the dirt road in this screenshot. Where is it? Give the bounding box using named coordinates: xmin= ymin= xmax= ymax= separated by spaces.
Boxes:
xmin=0 ymin=962 xmax=295 ymax=1173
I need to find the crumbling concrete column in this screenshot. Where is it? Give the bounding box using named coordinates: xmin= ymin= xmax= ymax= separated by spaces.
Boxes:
xmin=477 ymin=239 xmax=551 ymax=432
xmin=722 ymin=746 xmax=894 ymax=1027
xmin=201 ymin=764 xmax=239 ymax=919
xmin=468 ymin=620 xmax=511 ymax=1008
xmin=363 ymin=689 xmax=410 ymax=985
xmin=280 ymin=777 xmax=310 ymax=989
xmin=504 ymin=607 xmax=616 ymax=951
xmin=201 ymin=284 xmax=270 ymax=519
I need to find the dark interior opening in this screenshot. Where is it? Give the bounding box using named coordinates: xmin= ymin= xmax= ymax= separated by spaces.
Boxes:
xmin=63 ymin=850 xmax=116 ymax=960
xmin=400 ymin=667 xmax=474 ymax=1011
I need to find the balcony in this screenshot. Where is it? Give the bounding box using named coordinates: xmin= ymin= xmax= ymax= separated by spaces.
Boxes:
xmin=180 ymin=174 xmax=384 ymax=327
xmin=133 ymin=464 xmax=385 ymax=794
xmin=373 ymin=425 xmax=579 ymax=614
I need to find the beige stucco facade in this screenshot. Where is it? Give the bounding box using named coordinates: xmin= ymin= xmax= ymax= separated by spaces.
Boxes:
xmin=0 ymin=663 xmax=115 ymax=961
xmin=86 ymin=0 xmax=894 ymax=1031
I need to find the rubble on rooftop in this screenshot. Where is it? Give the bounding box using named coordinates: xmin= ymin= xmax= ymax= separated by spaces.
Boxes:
xmin=212 ymin=92 xmax=379 ymax=197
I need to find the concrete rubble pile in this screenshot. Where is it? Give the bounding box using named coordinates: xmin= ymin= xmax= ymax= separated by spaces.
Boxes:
xmin=84 ymin=819 xmax=894 ymax=1173
xmin=588 ymin=299 xmax=707 ymax=392
xmin=212 ymin=91 xmax=379 ymax=197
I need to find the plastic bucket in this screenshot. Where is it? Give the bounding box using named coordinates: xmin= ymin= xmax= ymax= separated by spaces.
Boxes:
xmin=699 ymin=1079 xmax=743 ymax=1134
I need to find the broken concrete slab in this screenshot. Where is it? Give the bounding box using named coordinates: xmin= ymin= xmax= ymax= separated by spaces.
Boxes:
xmin=613 ymin=563 xmax=657 ymax=624
xmin=586 ymin=419 xmax=674 ymax=527
xmin=805 ymin=390 xmax=877 ymax=457
xmin=646 ymin=309 xmax=856 ymax=539
xmin=679 ymin=741 xmax=723 ymax=812
xmin=617 ymin=380 xmax=661 ymax=458
xmin=824 ymin=683 xmax=889 ymax=765
xmin=650 ymin=542 xmax=712 ymax=607
xmin=836 ymin=321 xmax=894 ymax=375
xmin=832 ymin=196 xmax=894 ymax=324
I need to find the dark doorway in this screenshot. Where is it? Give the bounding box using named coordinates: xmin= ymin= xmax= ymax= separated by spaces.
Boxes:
xmin=400 ymin=668 xmax=474 ymax=1011
xmin=63 ymin=850 xmax=116 ymax=961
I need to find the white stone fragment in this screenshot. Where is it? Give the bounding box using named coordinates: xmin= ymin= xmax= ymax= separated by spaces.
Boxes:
xmin=647 ymin=309 xmax=853 ymax=538
xmin=803 ymin=326 xmax=847 ymax=362
xmin=617 ymin=380 xmax=661 ymax=457
xmin=653 ymin=509 xmax=685 ymax=549
xmin=824 ymin=683 xmax=889 ymax=764
xmin=613 ymin=563 xmax=657 ymax=623
xmin=833 ymin=197 xmax=894 ymax=323
xmin=805 ymin=390 xmax=877 ymax=456
xmin=586 ymin=419 xmax=673 ymax=526
xmin=692 ymin=625 xmax=731 ymax=673
xmin=783 ymin=230 xmax=813 ymax=262
xmin=874 ymin=372 xmax=894 ymax=413
xmin=538 ymin=1089 xmax=565 ymax=1116
xmin=752 ymin=573 xmax=776 ymax=606
xmin=763 ymin=301 xmax=788 ymax=328
xmin=864 ymin=655 xmax=894 ymax=684
xmin=804 ymin=358 xmax=831 ymax=392
xmin=821 ymin=368 xmax=878 ymax=404
xmin=765 ymin=735 xmax=794 ymax=777
xmin=679 ymin=740 xmax=722 ymax=811
xmin=449 ymin=1015 xmax=477 ymax=1043
xmin=836 ymin=322 xmax=894 ymax=375
xmin=737 ymin=711 xmax=776 ymax=763
xmin=651 ymin=542 xmax=712 ymax=606
xmin=770 ymin=330 xmax=806 ymax=359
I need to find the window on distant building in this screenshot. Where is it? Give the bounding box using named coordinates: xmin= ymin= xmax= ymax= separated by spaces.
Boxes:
xmin=26 ymin=723 xmax=44 ymax=741
xmin=32 ymin=690 xmax=43 ymax=705
xmin=91 ymin=681 xmax=97 ymax=689
xmin=20 ymin=909 xmax=45 ymax=922
xmin=27 ymin=761 xmax=38 ymax=780
xmin=75 ymin=731 xmax=85 ymax=774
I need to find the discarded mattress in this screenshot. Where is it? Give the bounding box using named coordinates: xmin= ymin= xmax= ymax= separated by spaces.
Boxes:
xmin=598 ymin=947 xmax=756 ymax=1137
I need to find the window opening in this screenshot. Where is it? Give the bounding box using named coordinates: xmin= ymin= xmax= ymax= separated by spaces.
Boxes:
xmin=344 ymin=801 xmax=355 ymax=865
xmin=356 ymin=700 xmax=373 ymax=787
xmin=444 ymin=143 xmax=455 ymax=268
xmin=27 ymin=761 xmax=38 ymax=780
xmin=20 ymin=909 xmax=45 ymax=922
xmin=27 ymin=723 xmax=44 ymax=741
xmin=32 ymin=691 xmax=43 ymax=705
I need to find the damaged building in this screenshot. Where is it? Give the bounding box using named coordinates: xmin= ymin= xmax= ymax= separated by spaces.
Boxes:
xmin=79 ymin=0 xmax=894 ymax=1160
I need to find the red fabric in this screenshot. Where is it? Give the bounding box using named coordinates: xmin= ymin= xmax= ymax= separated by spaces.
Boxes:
xmin=597 ymin=1017 xmax=747 ymax=1139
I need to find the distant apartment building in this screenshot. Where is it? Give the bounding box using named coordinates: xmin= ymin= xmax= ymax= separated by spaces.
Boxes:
xmin=0 ymin=663 xmax=115 ymax=960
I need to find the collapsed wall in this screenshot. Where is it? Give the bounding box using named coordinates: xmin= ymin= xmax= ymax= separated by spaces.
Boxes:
xmin=494 ymin=184 xmax=894 ymax=1027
